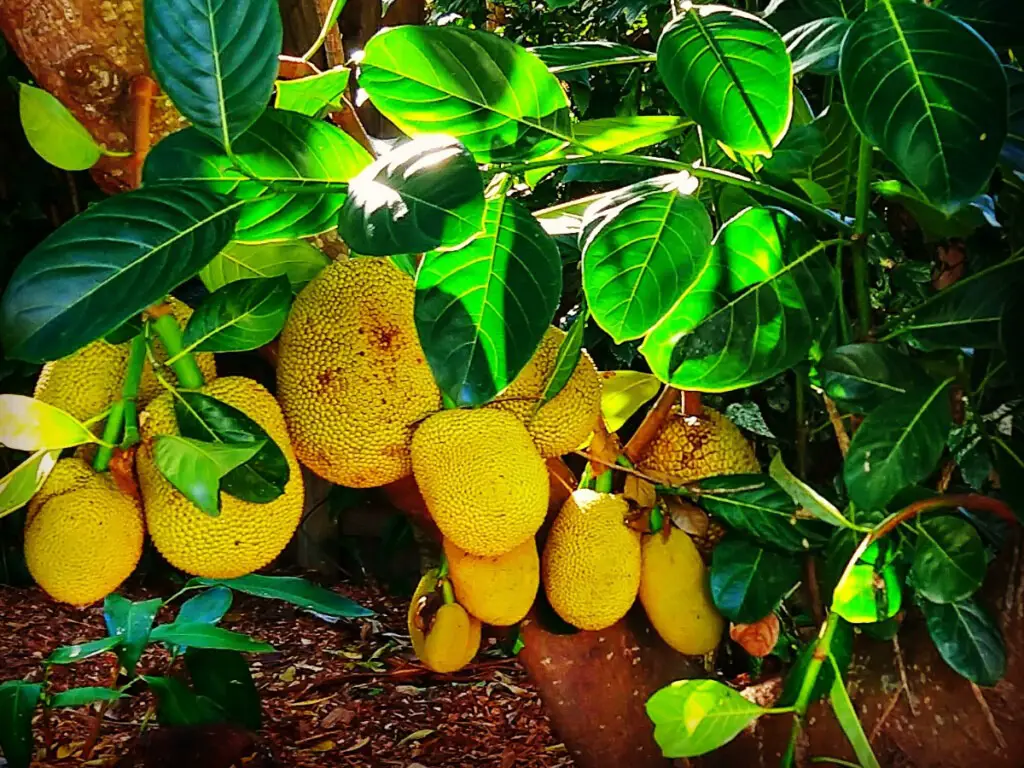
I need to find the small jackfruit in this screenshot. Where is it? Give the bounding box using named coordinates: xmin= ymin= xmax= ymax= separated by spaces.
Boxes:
xmin=136 ymin=376 xmax=303 ymax=578
xmin=27 ymin=456 xmax=98 ymax=525
xmin=635 ymin=407 xmax=759 ymax=485
xmin=639 ymin=526 xmax=724 ymax=655
xmin=25 ymin=472 xmax=143 ymax=605
xmin=444 ymin=537 xmax=539 ymax=626
xmin=412 ymin=408 xmax=548 ymax=557
xmin=277 ymin=258 xmax=441 ymax=488
xmin=542 ymin=489 xmax=641 ymax=631
xmin=408 ymin=570 xmax=481 ymax=673
xmin=489 ymin=327 xmax=601 ymax=457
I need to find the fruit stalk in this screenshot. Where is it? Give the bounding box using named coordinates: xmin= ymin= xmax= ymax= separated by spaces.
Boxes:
xmin=120 ymin=334 xmax=147 ymax=446
xmin=93 ymin=400 xmax=125 ymax=472
xmin=781 ymin=610 xmax=842 ymax=768
xmin=150 ymin=310 xmax=205 ymax=389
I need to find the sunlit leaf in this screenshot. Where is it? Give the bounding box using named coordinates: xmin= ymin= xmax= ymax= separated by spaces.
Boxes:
xmin=0 ymin=397 xmax=94 ymax=452
xmin=600 ymin=371 xmax=661 ymax=433
xmin=0 ymin=449 xmax=58 ymax=518
xmin=200 ymin=241 xmax=329 ymax=294
xmin=154 ymin=436 xmax=264 ymax=516
xmin=275 ymin=66 xmax=350 ymax=118
xmin=529 ymin=41 xmax=655 ymax=73
xmin=646 ymin=679 xmax=766 ymax=758
xmin=191 ymin=573 xmax=374 ymax=617
xmin=183 ymin=276 xmax=292 ymax=353
xmin=18 ymin=83 xmax=101 ymax=170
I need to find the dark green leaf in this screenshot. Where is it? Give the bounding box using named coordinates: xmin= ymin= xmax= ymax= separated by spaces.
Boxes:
xmin=337 ymin=135 xmax=485 ymax=256
xmin=779 ymin=618 xmax=854 ymax=706
xmin=153 ymin=436 xmax=264 ymax=516
xmin=909 ymin=516 xmax=985 ymax=603
xmin=183 ymin=276 xmax=292 ymax=353
xmin=18 ymin=83 xmax=100 ymax=170
xmin=144 ymin=0 xmax=281 ymax=146
xmin=919 ymin=595 xmax=1006 ymax=685
xmin=200 ymin=241 xmax=329 ymax=294
xmin=192 ymin=574 xmax=374 ymax=617
xmin=275 ymin=66 xmax=350 ymax=118
xmin=144 ymin=109 xmax=372 ymax=243
xmin=874 ymin=181 xmax=998 ymax=241
xmin=47 ymin=635 xmax=122 ymax=665
xmin=103 ymin=595 xmax=162 ymax=674
xmin=784 ymin=17 xmax=851 ymax=75
xmin=542 ymin=306 xmax=586 ymax=404
xmin=761 ymin=124 xmax=825 ymax=182
xmin=936 ymin=0 xmax=1024 ymax=50
xmin=657 ymin=5 xmax=793 ymax=156
xmin=646 ymin=679 xmax=766 ymax=758
xmin=178 ymin=587 xmax=233 ymax=626
xmin=50 ymin=687 xmax=124 ymax=708
xmin=415 ymin=194 xmax=561 ymax=407
xmin=185 ymin=648 xmax=261 ymax=730
xmin=818 ymin=342 xmax=930 ymax=412
xmin=839 ymin=1 xmax=1007 ymax=210
xmin=528 ymin=41 xmax=655 ymax=73
xmin=0 ymin=681 xmax=41 ymax=768
xmin=150 ymin=622 xmax=274 ymax=652
xmin=0 ymin=187 xmax=239 ymax=363
xmin=143 ymin=676 xmax=225 ymax=727
xmin=710 ymin=535 xmax=802 ymax=623
xmin=359 ymin=26 xmax=572 ymax=162
xmin=809 ymin=105 xmax=859 ymax=213
xmin=1003 ymin=67 xmax=1024 ymax=173
xmin=764 ymin=0 xmax=865 ymax=33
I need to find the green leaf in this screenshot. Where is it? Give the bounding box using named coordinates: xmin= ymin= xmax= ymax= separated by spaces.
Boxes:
xmin=809 ymin=105 xmax=859 ymax=213
xmin=833 ymin=559 xmax=902 ymax=623
xmin=657 ymin=5 xmax=793 ymax=157
xmin=192 ymin=573 xmax=374 ymax=617
xmin=153 ymin=435 xmax=264 ymax=517
xmin=183 ymin=276 xmax=291 ymax=353
xmin=178 ymin=587 xmax=233 ymax=626
xmin=143 ymin=0 xmax=281 ymax=147
xmin=695 ymin=474 xmax=830 ymax=552
xmin=149 ymin=622 xmax=274 ymax=652
xmin=818 ymin=342 xmax=930 ymax=413
xmin=919 ymin=595 xmax=1006 ymax=685
xmin=359 ymin=26 xmax=572 ymax=162
xmin=828 ymin=655 xmax=881 ymax=768
xmin=17 ymin=83 xmax=100 ymax=170
xmin=103 ymin=595 xmax=162 ymax=674
xmin=764 ymin=0 xmax=865 ymax=32
xmin=1003 ymin=67 xmax=1024 ymax=173
xmin=909 ymin=516 xmax=985 ymax=604
xmin=575 ymin=116 xmax=691 ymax=154
xmin=936 ymin=0 xmax=1023 ymax=50
xmin=542 ymin=308 xmax=586 ymax=405
xmin=641 ymin=207 xmax=837 ymax=392
xmin=175 ymin=392 xmax=289 ymax=504
xmin=760 ymin=124 xmax=824 ymax=183
xmin=185 ymin=648 xmax=261 ymax=730
xmin=581 ymin=174 xmax=712 ymax=343
xmin=144 ymin=109 xmax=372 ymax=243
xmin=143 ymin=676 xmax=225 ymax=727
xmin=844 ymin=379 xmax=953 ymax=511
xmin=839 ymin=1 xmax=1007 ymax=211
xmin=874 ymin=180 xmax=998 ymax=241
xmin=50 ymin=687 xmax=124 ymax=708
xmin=600 ymin=370 xmax=661 ymax=433
xmin=337 ymin=135 xmax=485 ymax=256
xmin=0 ymin=681 xmax=41 ymax=768
xmin=275 ymin=66 xmax=350 ymax=118
xmin=47 ymin=635 xmax=122 ymax=665
xmin=0 ymin=397 xmax=94 ymax=451
xmin=528 ymin=41 xmax=655 ymax=73
xmin=710 ymin=535 xmax=802 ymax=623
xmin=0 ymin=187 xmax=239 ymax=363
xmin=415 ymin=194 xmax=561 ymax=406
xmin=646 ymin=679 xmax=767 ymax=759
xmin=201 ymin=241 xmax=329 ymax=294
xmin=779 ymin=618 xmax=854 ymax=706
xmin=784 ymin=17 xmax=850 ymax=75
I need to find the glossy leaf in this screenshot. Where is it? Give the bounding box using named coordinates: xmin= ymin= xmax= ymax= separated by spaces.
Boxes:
xmin=809 ymin=105 xmax=859 ymax=213
xmin=769 ymin=453 xmax=851 ymax=529
xmin=201 ymin=241 xmax=329 ymax=294
xmin=581 ymin=174 xmax=712 ymax=343
xmin=183 ymin=276 xmax=292 ymax=353
xmin=144 ymin=109 xmax=371 ymax=243
xmin=18 ymin=83 xmax=101 ymax=170
xmin=919 ymin=596 xmax=1006 ymax=686
xmin=657 ymin=5 xmax=793 ymax=157
xmin=144 ymin=0 xmax=281 ymax=146
xmin=0 ymin=450 xmax=58 ymax=519
xmin=646 ymin=679 xmax=766 ymax=758
xmin=153 ymin=435 xmax=264 ymax=516
xmin=542 ymin=308 xmax=586 ymax=405
xmin=47 ymin=635 xmax=122 ymax=665
xmin=150 ymin=622 xmax=274 ymax=652
xmin=359 ymin=26 xmax=572 ymax=162
xmin=818 ymin=343 xmax=930 ymax=412
xmin=937 ymin=0 xmax=1024 ymax=50
xmin=575 ymin=116 xmax=691 ymax=154
xmin=275 ymin=66 xmax=350 ymax=118
xmin=337 ymin=135 xmax=485 ymax=256
xmin=185 ymin=648 xmax=261 ymax=730
xmin=529 ymin=41 xmax=655 ymax=73
xmin=784 ymin=17 xmax=850 ymax=75
xmin=844 ymin=379 xmax=953 ymax=511
xmin=839 ymin=1 xmax=1007 ymax=210
xmin=178 ymin=587 xmax=233 ymax=626
xmin=910 ymin=516 xmax=985 ymax=603
xmin=415 ymin=194 xmax=561 ymax=406
xmin=1003 ymin=67 xmax=1024 ymax=173
xmin=0 ymin=187 xmax=239 ymax=362
xmin=192 ymin=574 xmax=374 ymax=617
xmin=0 ymin=397 xmax=93 ymax=452
xmin=760 ymin=124 xmax=824 ymax=182
xmin=641 ymin=207 xmax=837 ymax=392
xmin=600 ymin=370 xmax=661 ymax=433
xmin=103 ymin=595 xmax=162 ymax=674
xmin=51 ymin=687 xmax=124 ymax=708
xmin=710 ymin=535 xmax=802 ymax=623
xmin=0 ymin=680 xmax=41 ymax=768
xmin=143 ymin=676 xmax=225 ymax=727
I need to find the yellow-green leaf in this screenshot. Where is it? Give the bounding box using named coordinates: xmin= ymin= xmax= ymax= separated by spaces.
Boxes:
xmin=0 ymin=396 xmax=96 ymax=452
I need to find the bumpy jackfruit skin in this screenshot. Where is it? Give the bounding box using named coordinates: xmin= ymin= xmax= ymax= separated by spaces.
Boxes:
xmin=25 ymin=482 xmax=144 ymax=605
xmin=137 ymin=376 xmax=303 ymax=578
xmin=421 ymin=603 xmax=481 ymax=673
xmin=276 ymin=258 xmax=441 ymax=488
xmin=34 ymin=297 xmax=216 ymax=424
xmin=639 ymin=526 xmax=724 ymax=655
xmin=412 ymin=409 xmax=548 ymax=557
xmin=27 ymin=457 xmax=99 ymax=525
xmin=542 ymin=489 xmax=641 ymax=631
xmin=488 ymin=327 xmax=601 ymax=457
xmin=635 ymin=407 xmax=760 ymax=485
xmin=444 ymin=537 xmax=539 ymax=626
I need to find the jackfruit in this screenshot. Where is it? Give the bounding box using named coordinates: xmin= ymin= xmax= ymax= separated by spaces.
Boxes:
xmin=407 ymin=570 xmax=481 ymax=673
xmin=277 ymin=258 xmax=441 ymax=488
xmin=444 ymin=537 xmax=539 ymax=626
xmin=635 ymin=407 xmax=759 ymax=485
xmin=27 ymin=456 xmax=98 ymax=525
xmin=136 ymin=376 xmax=303 ymax=578
xmin=34 ymin=297 xmax=216 ymax=424
xmin=411 ymin=408 xmax=548 ymax=557
xmin=25 ymin=473 xmax=143 ymax=606
xmin=489 ymin=327 xmax=601 ymax=457
xmin=639 ymin=525 xmax=724 ymax=655
xmin=542 ymin=489 xmax=641 ymax=631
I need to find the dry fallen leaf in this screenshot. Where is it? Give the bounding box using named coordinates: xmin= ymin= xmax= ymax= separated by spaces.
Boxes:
xmin=308 ymin=740 xmax=336 ymax=752
xmin=730 ymin=613 xmax=781 ymax=658
xmin=339 ymin=736 xmax=371 ymax=754
xmin=396 ymin=728 xmax=437 ymax=748
xmin=321 ymin=706 xmax=357 ymax=728
xmin=278 ymin=665 xmax=297 ymax=682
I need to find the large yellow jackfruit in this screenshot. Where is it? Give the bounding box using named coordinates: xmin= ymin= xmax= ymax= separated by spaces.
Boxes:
xmin=411 ymin=408 xmax=548 ymax=557
xmin=34 ymin=297 xmax=216 ymax=424
xmin=444 ymin=537 xmax=539 ymax=626
xmin=407 ymin=570 xmax=481 ymax=673
xmin=276 ymin=258 xmax=441 ymax=488
xmin=542 ymin=489 xmax=641 ymax=631
xmin=635 ymin=407 xmax=759 ymax=485
xmin=25 ymin=471 xmax=143 ymax=606
xmin=136 ymin=376 xmax=303 ymax=578
xmin=27 ymin=456 xmax=98 ymax=525
xmin=489 ymin=327 xmax=601 ymax=457
xmin=639 ymin=526 xmax=724 ymax=655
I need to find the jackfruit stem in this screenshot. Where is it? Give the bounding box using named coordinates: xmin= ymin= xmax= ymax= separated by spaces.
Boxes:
xmin=151 ymin=313 xmax=205 ymax=389
xmin=594 ymin=468 xmax=613 ymax=493
xmin=121 ymin=335 xmax=147 ymax=447
xmin=440 ymin=578 xmax=456 ymax=606
xmin=93 ymin=400 xmax=126 ymax=472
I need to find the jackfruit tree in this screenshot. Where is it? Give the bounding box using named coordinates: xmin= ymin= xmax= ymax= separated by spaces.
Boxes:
xmin=0 ymin=0 xmax=1023 ymax=765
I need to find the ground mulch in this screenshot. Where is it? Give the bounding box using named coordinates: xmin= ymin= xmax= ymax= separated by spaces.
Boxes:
xmin=0 ymin=578 xmax=574 ymax=768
